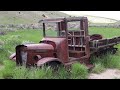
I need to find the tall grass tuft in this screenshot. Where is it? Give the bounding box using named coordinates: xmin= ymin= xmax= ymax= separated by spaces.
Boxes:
xmin=12 ymin=66 xmax=29 ymax=79
xmin=91 ymin=53 xmax=120 ymax=74
xmin=102 ymin=54 xmax=120 ymax=69
xmin=1 ymin=60 xmax=16 ymax=79
xmin=70 ymin=63 xmax=88 ymax=79
xmin=26 ymin=67 xmax=53 ymax=79
xmin=13 ymin=66 xmax=53 ymax=79
xmin=91 ymin=63 xmax=105 ymax=74
xmin=53 ymin=67 xmax=70 ymax=79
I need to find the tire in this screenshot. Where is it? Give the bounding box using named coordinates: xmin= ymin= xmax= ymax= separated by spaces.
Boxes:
xmin=47 ymin=61 xmax=62 ymax=71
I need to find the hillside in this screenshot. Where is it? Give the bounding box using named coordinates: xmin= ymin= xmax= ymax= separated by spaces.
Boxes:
xmin=0 ymin=11 xmax=70 ymax=24
xmin=61 ymin=11 xmax=119 ymax=23
xmin=84 ymin=15 xmax=118 ymax=23
xmin=0 ymin=11 xmax=120 ymax=28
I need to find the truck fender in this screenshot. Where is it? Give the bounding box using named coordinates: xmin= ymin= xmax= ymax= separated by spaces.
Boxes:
xmin=36 ymin=57 xmax=62 ymax=67
xmin=9 ymin=53 xmax=16 ymax=61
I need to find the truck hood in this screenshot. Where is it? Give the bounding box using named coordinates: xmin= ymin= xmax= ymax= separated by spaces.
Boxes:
xmin=20 ymin=43 xmax=54 ymax=50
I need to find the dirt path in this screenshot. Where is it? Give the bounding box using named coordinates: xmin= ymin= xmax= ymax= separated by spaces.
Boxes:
xmin=89 ymin=69 xmax=120 ymax=79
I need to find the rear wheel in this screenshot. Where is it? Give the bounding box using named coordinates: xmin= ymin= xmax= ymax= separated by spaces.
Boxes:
xmin=111 ymin=48 xmax=118 ymax=54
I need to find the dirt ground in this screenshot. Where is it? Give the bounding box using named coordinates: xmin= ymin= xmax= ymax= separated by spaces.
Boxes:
xmin=89 ymin=69 xmax=120 ymax=79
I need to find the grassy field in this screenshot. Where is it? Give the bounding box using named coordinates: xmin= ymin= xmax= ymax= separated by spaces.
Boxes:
xmin=0 ymin=27 xmax=120 ymax=79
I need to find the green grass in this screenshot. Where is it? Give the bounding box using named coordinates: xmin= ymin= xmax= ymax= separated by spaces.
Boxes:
xmin=0 ymin=61 xmax=54 ymax=79
xmin=0 ymin=27 xmax=120 ymax=79
xmin=0 ymin=62 xmax=88 ymax=79
xmin=89 ymin=27 xmax=120 ymax=38
xmin=89 ymin=27 xmax=120 ymax=74
xmin=0 ymin=60 xmax=16 ymax=79
xmin=90 ymin=53 xmax=120 ymax=74
xmin=91 ymin=63 xmax=105 ymax=74
xmin=70 ymin=63 xmax=88 ymax=79
xmin=13 ymin=66 xmax=53 ymax=79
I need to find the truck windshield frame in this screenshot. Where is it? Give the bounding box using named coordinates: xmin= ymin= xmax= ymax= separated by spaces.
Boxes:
xmin=42 ymin=21 xmax=67 ymax=38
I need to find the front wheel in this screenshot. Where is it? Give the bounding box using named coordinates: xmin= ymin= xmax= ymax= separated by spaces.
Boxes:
xmin=46 ymin=61 xmax=63 ymax=71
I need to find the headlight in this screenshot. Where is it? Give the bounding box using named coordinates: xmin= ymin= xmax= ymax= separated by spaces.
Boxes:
xmin=33 ymin=55 xmax=42 ymax=61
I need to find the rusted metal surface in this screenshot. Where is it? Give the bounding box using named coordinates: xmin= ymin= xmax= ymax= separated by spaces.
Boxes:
xmin=90 ymin=34 xmax=103 ymax=41
xmin=9 ymin=53 xmax=16 ymax=61
xmin=37 ymin=57 xmax=61 ymax=67
xmin=9 ymin=53 xmax=16 ymax=60
xmin=40 ymin=17 xmax=92 ymax=67
xmin=15 ymin=44 xmax=54 ymax=66
xmin=23 ymin=44 xmax=54 ymax=50
xmin=41 ymin=37 xmax=69 ymax=63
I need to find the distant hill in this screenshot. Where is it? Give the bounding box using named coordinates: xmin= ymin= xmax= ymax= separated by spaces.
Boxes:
xmin=0 ymin=11 xmax=120 ymax=28
xmin=0 ymin=11 xmax=70 ymax=24
xmin=85 ymin=15 xmax=118 ymax=23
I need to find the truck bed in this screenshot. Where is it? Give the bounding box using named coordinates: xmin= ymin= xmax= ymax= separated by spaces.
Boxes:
xmin=89 ymin=36 xmax=120 ymax=53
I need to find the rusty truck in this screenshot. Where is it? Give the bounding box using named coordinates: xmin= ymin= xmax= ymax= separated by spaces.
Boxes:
xmin=10 ymin=17 xmax=120 ymax=69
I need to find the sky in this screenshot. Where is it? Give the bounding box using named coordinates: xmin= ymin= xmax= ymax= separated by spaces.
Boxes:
xmin=60 ymin=11 xmax=120 ymax=20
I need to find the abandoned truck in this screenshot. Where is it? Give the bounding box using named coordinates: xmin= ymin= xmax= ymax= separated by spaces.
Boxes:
xmin=9 ymin=17 xmax=120 ymax=69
